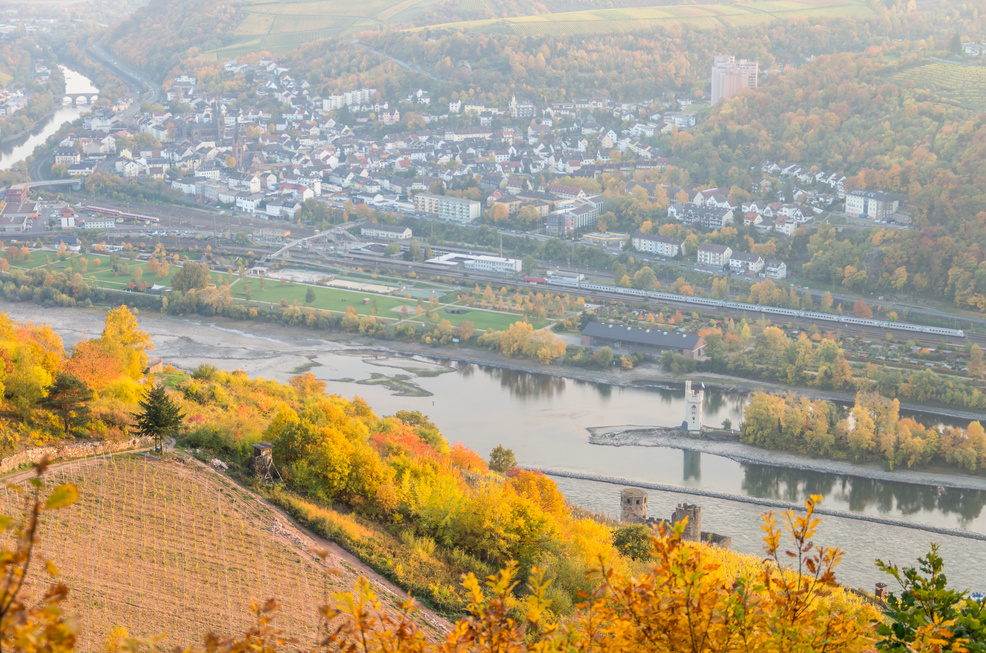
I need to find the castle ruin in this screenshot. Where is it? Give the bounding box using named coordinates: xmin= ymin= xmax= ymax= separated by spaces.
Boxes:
xmin=620 ymin=488 xmax=731 ymax=549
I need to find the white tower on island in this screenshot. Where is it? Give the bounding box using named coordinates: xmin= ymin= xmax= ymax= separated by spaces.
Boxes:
xmin=684 ymin=381 xmax=704 ymax=432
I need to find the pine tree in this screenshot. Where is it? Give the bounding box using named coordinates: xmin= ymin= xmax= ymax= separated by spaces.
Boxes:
xmin=38 ymin=372 xmax=93 ymax=434
xmin=132 ymin=385 xmax=184 ymax=453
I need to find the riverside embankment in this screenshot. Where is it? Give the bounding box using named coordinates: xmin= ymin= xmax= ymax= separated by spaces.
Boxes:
xmin=4 ymin=302 xmax=986 ymax=588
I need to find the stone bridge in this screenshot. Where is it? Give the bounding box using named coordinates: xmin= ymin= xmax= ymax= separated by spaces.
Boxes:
xmin=59 ymin=93 xmax=99 ymax=106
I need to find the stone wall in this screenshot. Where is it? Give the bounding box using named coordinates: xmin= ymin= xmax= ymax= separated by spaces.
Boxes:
xmin=0 ymin=437 xmax=154 ymax=475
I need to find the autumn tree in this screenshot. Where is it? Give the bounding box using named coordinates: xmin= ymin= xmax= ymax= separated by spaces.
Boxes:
xmin=488 ymin=444 xmax=517 ymax=473
xmin=854 ymin=299 xmax=873 ymax=319
xmin=62 ymin=340 xmax=122 ymax=393
xmin=99 ymin=306 xmax=151 ymax=379
xmin=171 ymin=262 xmax=210 ymax=293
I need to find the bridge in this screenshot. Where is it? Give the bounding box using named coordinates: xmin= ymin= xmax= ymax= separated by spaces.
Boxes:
xmin=25 ymin=179 xmax=83 ymax=190
xmin=263 ymin=222 xmax=368 ymax=262
xmin=59 ymin=93 xmax=99 ymax=106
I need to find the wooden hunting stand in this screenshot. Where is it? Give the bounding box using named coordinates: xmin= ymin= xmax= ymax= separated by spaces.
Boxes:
xmin=250 ymin=442 xmax=275 ymax=481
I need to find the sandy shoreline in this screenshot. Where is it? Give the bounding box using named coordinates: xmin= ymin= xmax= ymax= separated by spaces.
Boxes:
xmin=4 ymin=301 xmax=986 ymax=493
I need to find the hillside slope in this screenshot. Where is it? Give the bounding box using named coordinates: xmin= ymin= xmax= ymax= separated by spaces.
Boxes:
xmin=3 ymin=454 xmax=443 ymax=649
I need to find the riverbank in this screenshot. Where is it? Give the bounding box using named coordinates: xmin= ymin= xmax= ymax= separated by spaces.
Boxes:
xmin=360 ymin=339 xmax=985 ymax=424
xmin=589 ymin=426 xmax=986 ymax=493
xmin=0 ymin=301 xmax=983 ymax=486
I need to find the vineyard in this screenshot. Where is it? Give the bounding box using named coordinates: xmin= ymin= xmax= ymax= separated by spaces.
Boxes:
xmin=2 ymin=455 xmax=431 ymax=649
xmin=891 ymin=60 xmax=986 ymax=108
xmin=208 ymin=0 xmax=873 ymax=55
xmin=210 ymin=0 xmax=439 ymax=56
xmin=424 ymin=0 xmax=873 ymax=37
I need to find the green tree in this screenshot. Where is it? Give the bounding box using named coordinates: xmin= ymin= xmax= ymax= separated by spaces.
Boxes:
xmin=38 ymin=372 xmax=92 ymax=434
xmin=132 ymin=385 xmax=184 ymax=453
xmin=305 ymin=287 xmax=316 ymax=305
xmin=612 ymin=524 xmax=654 ymax=561
xmin=632 ymin=266 xmax=656 ymax=290
xmin=522 ymin=255 xmax=537 ymax=276
xmin=597 ymin=346 xmax=614 ymax=367
xmin=488 ymin=444 xmax=517 ymax=473
xmin=171 ymin=262 xmax=209 ymax=293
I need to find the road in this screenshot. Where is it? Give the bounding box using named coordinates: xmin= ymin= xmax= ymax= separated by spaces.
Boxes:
xmin=351 ymin=40 xmax=443 ymax=82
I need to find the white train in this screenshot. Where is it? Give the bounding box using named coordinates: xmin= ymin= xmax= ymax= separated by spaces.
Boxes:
xmin=542 ymin=278 xmax=966 ymax=338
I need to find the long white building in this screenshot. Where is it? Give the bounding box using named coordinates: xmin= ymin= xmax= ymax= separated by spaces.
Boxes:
xmin=414 ymin=193 xmax=481 ymax=223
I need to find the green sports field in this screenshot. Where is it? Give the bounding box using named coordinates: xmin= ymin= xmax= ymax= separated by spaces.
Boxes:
xmin=10 ymin=252 xmax=547 ymax=332
xmin=234 ymin=278 xmax=546 ymax=330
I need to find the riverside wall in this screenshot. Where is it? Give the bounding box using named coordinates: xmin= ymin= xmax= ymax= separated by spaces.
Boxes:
xmin=528 ymin=466 xmax=986 ymax=542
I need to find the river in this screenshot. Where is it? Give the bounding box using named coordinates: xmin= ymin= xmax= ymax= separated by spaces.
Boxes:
xmin=0 ymin=303 xmax=983 ymax=591
xmin=0 ymin=67 xmax=98 ymax=171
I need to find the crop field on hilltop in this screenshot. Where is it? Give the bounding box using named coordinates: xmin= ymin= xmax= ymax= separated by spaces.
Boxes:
xmin=890 ymin=60 xmax=986 ymax=108
xmin=207 ymin=0 xmax=872 ymax=55
xmin=209 ymin=0 xmax=441 ymax=56
xmin=1 ymin=456 xmax=427 ymax=649
xmin=422 ymin=0 xmax=873 ymax=37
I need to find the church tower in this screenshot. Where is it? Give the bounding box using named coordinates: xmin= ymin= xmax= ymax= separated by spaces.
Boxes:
xmin=684 ymin=381 xmax=704 ymax=432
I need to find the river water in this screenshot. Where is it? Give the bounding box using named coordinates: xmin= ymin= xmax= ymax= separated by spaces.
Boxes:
xmin=309 ymin=353 xmax=986 ymax=591
xmin=1 ymin=302 xmax=983 ymax=592
xmin=0 ymin=67 xmax=98 ymax=171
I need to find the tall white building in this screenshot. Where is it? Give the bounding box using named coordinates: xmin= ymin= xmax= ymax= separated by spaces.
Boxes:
xmin=684 ymin=381 xmax=704 ymax=432
xmin=711 ymin=56 xmax=759 ymax=104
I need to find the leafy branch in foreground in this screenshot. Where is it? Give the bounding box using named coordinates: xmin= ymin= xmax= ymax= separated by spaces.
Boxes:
xmin=877 ymin=543 xmax=986 ymax=652
xmin=0 ymin=458 xmax=78 ymax=653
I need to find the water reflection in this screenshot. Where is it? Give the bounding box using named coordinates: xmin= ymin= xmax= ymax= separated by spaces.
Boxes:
xmin=455 ymin=361 xmax=475 ymax=378
xmin=482 ymin=367 xmax=567 ymax=400
xmin=742 ymin=464 xmax=986 ymax=528
xmin=683 ymin=450 xmax=701 ymax=481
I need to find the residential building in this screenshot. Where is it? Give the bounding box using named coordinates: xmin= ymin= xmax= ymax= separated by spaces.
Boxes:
xmin=711 ymin=55 xmax=759 ymax=104
xmin=546 ymin=200 xmax=599 ymax=235
xmin=729 ymin=251 xmax=765 ymax=274
xmin=697 ymin=243 xmax=732 ymax=268
xmin=632 ymin=232 xmax=686 ymax=258
xmin=844 ymin=190 xmax=900 ymax=220
xmin=414 ymin=193 xmax=481 ymax=223
xmin=361 ymin=224 xmax=412 ymax=240
xmin=581 ymin=323 xmax=706 ymax=359
xmin=765 ymin=260 xmax=788 ymax=279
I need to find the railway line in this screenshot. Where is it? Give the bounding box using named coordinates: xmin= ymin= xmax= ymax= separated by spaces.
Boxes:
xmin=273 ymin=248 xmax=974 ymax=347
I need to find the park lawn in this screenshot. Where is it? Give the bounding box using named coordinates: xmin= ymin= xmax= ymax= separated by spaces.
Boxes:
xmin=235 ymin=280 xmax=544 ymax=330
xmin=13 ymin=253 xmax=233 ymax=290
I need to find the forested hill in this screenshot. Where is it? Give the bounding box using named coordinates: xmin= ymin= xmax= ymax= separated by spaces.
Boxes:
xmin=673 ymin=48 xmax=986 ymax=310
xmin=107 ymin=0 xmax=926 ymax=87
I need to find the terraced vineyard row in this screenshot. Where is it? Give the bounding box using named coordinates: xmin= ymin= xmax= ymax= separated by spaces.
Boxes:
xmin=3 ymin=456 xmax=339 ymax=649
xmin=891 ymin=60 xmax=986 ymax=108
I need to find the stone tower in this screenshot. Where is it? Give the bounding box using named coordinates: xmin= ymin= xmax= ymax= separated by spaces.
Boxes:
xmin=684 ymin=380 xmax=704 ymax=432
xmin=671 ymin=503 xmax=702 ymax=542
xmin=621 ymin=488 xmax=648 ymax=522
